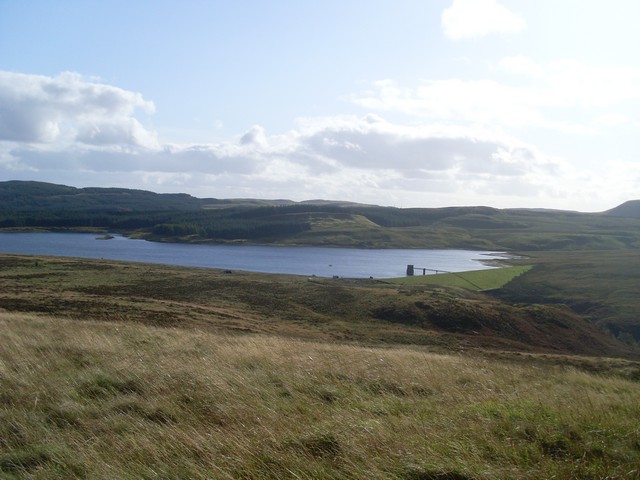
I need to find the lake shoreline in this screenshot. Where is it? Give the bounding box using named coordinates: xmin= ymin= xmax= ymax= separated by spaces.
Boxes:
xmin=1 ymin=226 xmax=511 ymax=251
xmin=0 ymin=232 xmax=506 ymax=278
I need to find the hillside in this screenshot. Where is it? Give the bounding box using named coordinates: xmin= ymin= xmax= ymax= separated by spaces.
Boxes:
xmin=1 ymin=254 xmax=639 ymax=478
xmin=0 ymin=180 xmax=362 ymax=212
xmin=2 ymin=181 xmax=640 ymax=250
xmin=605 ymin=199 xmax=640 ymax=218
xmin=2 ymin=183 xmax=640 ymax=477
xmin=0 ymin=180 xmax=289 ymax=211
xmin=3 ymin=312 xmax=639 ymax=479
xmin=494 ymin=250 xmax=640 ymax=344
xmin=0 ymin=254 xmax=634 ymax=358
xmin=2 ymin=181 xmax=640 ymax=344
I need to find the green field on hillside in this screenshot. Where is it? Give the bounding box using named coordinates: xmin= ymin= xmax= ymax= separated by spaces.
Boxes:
xmin=385 ymin=265 xmax=533 ymax=291
xmin=494 ymin=250 xmax=640 ymax=343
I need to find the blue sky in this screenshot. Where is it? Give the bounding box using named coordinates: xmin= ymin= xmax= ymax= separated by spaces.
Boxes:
xmin=1 ymin=0 xmax=639 ymax=210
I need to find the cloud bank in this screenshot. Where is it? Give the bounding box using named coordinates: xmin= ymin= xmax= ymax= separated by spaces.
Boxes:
xmin=0 ymin=69 xmax=636 ymax=210
xmin=352 ymin=57 xmax=640 ymax=133
xmin=0 ymin=69 xmax=565 ymax=207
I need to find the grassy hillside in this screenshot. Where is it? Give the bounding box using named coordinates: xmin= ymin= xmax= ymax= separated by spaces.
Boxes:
xmin=0 ymin=180 xmax=214 ymax=211
xmin=606 ymin=199 xmax=640 ymax=218
xmin=3 ymin=181 xmax=640 ymax=250
xmin=2 ymin=181 xmax=640 ymax=339
xmin=1 ymin=253 xmax=639 ymax=478
xmin=0 ymin=254 xmax=634 ymax=358
xmin=385 ymin=265 xmax=533 ymax=290
xmin=494 ymin=250 xmax=640 ymax=344
xmin=2 ymin=313 xmax=639 ymax=479
xmin=280 ymin=208 xmax=640 ymax=250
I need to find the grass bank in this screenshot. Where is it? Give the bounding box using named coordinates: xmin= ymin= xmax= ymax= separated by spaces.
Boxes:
xmin=385 ymin=265 xmax=533 ymax=291
xmin=1 ymin=313 xmax=639 ymax=479
xmin=495 ymin=249 xmax=640 ymax=343
xmin=0 ymin=254 xmax=632 ymax=357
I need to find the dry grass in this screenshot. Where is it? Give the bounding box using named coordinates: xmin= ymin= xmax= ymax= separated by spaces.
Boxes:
xmin=2 ymin=312 xmax=639 ymax=479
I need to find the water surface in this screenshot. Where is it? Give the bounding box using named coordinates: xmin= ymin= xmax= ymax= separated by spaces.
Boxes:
xmin=0 ymin=232 xmax=505 ymax=278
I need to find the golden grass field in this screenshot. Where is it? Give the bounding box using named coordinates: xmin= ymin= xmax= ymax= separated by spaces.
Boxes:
xmin=2 ymin=313 xmax=640 ymax=479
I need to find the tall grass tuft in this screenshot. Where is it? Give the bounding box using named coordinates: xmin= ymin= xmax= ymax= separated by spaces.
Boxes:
xmin=1 ymin=312 xmax=639 ymax=479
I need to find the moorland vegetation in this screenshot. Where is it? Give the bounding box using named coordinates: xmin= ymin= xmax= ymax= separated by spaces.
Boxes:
xmin=2 ymin=312 xmax=639 ymax=479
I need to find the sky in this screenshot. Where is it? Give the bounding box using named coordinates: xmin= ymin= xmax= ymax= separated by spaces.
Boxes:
xmin=1 ymin=0 xmax=639 ymax=211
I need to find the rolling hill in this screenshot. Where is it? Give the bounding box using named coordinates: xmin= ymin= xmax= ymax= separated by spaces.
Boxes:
xmin=2 ymin=180 xmax=640 ymax=251
xmin=605 ymin=199 xmax=640 ymax=218
xmin=0 ymin=254 xmax=634 ymax=358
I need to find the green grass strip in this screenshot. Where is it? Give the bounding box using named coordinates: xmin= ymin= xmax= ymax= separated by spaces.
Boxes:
xmin=385 ymin=265 xmax=533 ymax=290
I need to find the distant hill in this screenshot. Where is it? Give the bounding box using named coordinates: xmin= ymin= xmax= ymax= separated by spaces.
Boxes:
xmin=2 ymin=180 xmax=640 ymax=251
xmin=0 ymin=180 xmax=219 ymax=211
xmin=605 ymin=200 xmax=640 ymax=218
xmin=0 ymin=180 xmax=376 ymax=212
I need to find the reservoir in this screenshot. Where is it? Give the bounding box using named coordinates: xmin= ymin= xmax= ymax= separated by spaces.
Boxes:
xmin=0 ymin=232 xmax=506 ymax=278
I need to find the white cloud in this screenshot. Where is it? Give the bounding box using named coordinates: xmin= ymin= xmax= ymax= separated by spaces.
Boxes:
xmin=140 ymin=171 xmax=193 ymax=187
xmin=240 ymin=125 xmax=268 ymax=147
xmin=498 ymin=54 xmax=543 ymax=77
xmin=499 ymin=57 xmax=640 ymax=108
xmin=441 ymin=0 xmax=525 ymax=40
xmin=0 ymin=71 xmax=157 ymax=148
xmin=353 ymin=78 xmax=542 ymax=128
xmin=3 ymin=113 xmax=570 ymax=207
xmin=351 ymin=57 xmax=640 ymax=133
xmin=75 ymin=118 xmax=158 ymax=147
xmin=299 ymin=116 xmax=532 ymax=175
xmin=594 ymin=113 xmax=629 ymax=127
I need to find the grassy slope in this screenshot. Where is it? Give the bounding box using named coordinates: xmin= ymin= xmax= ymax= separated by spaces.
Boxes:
xmin=2 ymin=313 xmax=639 ymax=479
xmin=2 ymin=183 xmax=640 ymax=477
xmin=4 ymin=181 xmax=640 ymax=251
xmin=383 ymin=248 xmax=640 ymax=345
xmin=494 ymin=250 xmax=640 ymax=342
xmin=276 ymin=209 xmax=640 ymax=250
xmin=385 ymin=265 xmax=533 ymax=290
xmin=0 ymin=254 xmax=634 ymax=358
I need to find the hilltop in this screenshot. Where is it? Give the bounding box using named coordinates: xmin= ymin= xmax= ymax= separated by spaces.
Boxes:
xmin=0 ymin=180 xmax=361 ymax=212
xmin=606 ymin=199 xmax=640 ymax=218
